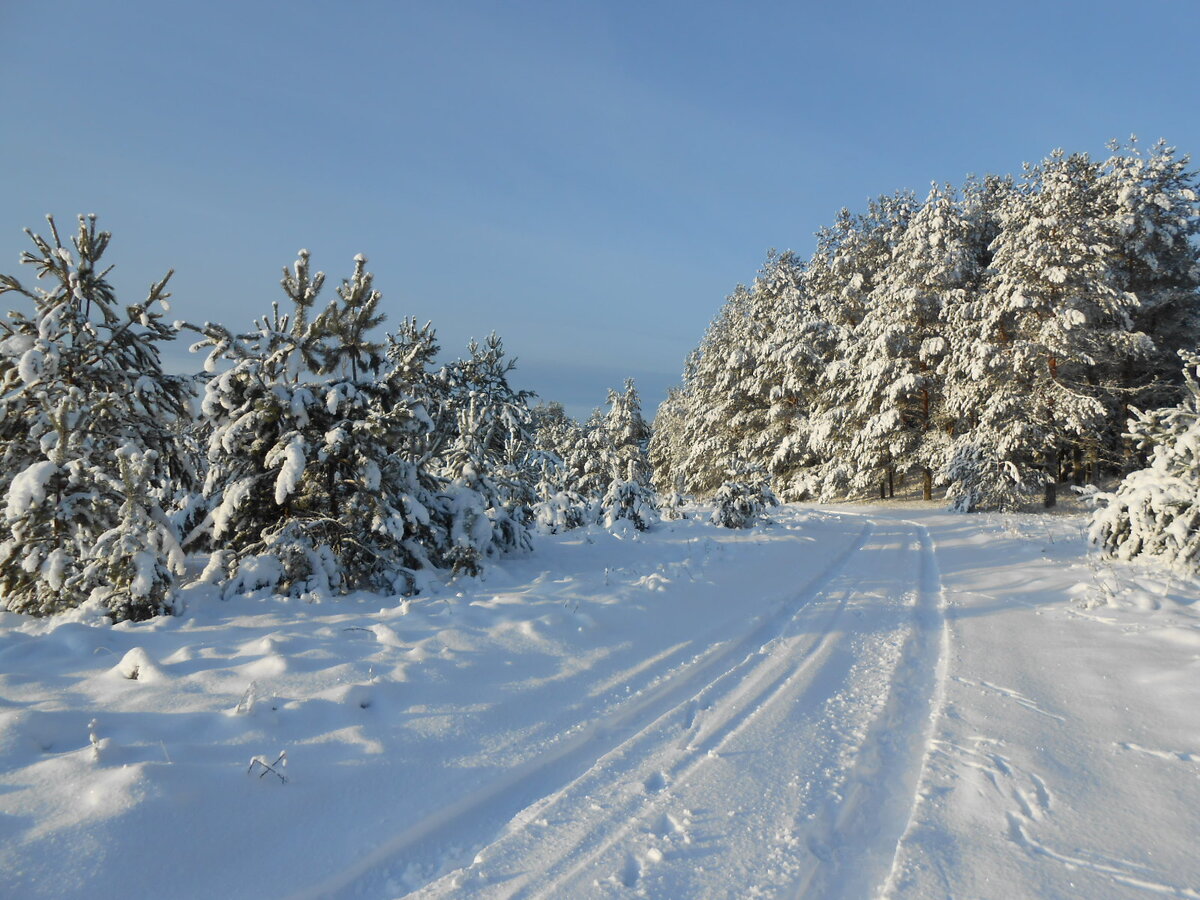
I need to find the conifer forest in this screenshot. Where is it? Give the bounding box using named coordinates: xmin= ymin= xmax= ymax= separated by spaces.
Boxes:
xmin=3 ymin=141 xmax=1199 ymax=621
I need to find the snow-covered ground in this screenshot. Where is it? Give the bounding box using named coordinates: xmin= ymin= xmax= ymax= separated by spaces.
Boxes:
xmin=1 ymin=505 xmax=1197 ymax=899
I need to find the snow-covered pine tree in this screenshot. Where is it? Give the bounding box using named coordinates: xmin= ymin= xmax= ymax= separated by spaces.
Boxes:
xmin=665 ymin=282 xmax=771 ymax=498
xmin=807 ymin=192 xmax=916 ymax=499
xmin=604 ymin=379 xmax=652 ymax=481
xmin=838 ymin=184 xmax=977 ymax=501
xmin=192 ymin=251 xmax=444 ymax=596
xmin=938 ymin=174 xmax=1016 ymax=511
xmin=598 ymin=378 xmax=658 ymax=531
xmin=710 ymin=464 xmax=778 ymax=529
xmin=571 ymin=405 xmax=614 ymax=503
xmin=85 ymin=446 xmax=187 ymax=620
xmin=1090 ymin=350 xmax=1200 ymax=569
xmin=435 ymin=333 xmax=536 ymax=573
xmin=945 ymin=150 xmax=1145 ymax=508
xmin=744 ymin=251 xmax=829 ymax=500
xmin=649 ymin=385 xmax=690 ymax=508
xmin=960 ymin=173 xmax=1012 ymax=277
xmin=528 ymin=402 xmax=590 ymax=532
xmin=1101 ymin=139 xmax=1200 ymax=423
xmin=0 ymin=216 xmax=194 ymax=619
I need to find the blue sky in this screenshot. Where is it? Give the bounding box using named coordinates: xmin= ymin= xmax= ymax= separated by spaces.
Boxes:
xmin=2 ymin=1 xmax=1198 ymax=418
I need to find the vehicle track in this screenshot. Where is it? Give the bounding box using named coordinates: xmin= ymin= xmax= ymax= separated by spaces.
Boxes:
xmin=398 ymin=515 xmax=948 ymax=899
xmin=291 ymin=519 xmax=875 ymax=900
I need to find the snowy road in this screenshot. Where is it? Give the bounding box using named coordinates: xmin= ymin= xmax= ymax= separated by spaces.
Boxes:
xmin=2 ymin=506 xmax=1198 ymax=899
xmin=362 ymin=517 xmax=947 ymax=899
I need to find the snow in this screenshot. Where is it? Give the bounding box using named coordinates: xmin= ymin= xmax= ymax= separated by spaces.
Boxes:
xmin=211 ymin=476 xmax=256 ymax=538
xmin=0 ymin=504 xmax=1197 ymax=899
xmin=5 ymin=460 xmax=58 ymax=519
xmin=271 ymin=436 xmax=307 ymax=505
xmin=17 ymin=346 xmax=45 ymax=383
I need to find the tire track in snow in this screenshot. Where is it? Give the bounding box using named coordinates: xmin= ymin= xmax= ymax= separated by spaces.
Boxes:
xmin=409 ymin=518 xmax=946 ymax=899
xmin=791 ymin=519 xmax=948 ymax=900
xmin=490 ymin=547 xmax=879 ymax=899
xmin=291 ymin=520 xmax=876 ymax=900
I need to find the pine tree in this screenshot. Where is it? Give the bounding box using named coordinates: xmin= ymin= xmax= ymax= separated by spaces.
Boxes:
xmin=573 ymin=405 xmax=614 ymax=503
xmin=946 ymin=151 xmax=1143 ymax=508
xmin=1102 ymin=139 xmax=1200 ymax=420
xmin=808 ymin=192 xmax=916 ymax=499
xmin=745 ymin=251 xmax=828 ymax=500
xmin=665 ymin=283 xmax=767 ymax=498
xmin=841 ymin=184 xmax=977 ymax=501
xmin=598 ymin=379 xmax=658 ymax=531
xmin=529 ymin=402 xmax=590 ymax=532
xmin=653 ymin=143 xmax=1196 ymax=513
xmin=0 ymin=216 xmax=193 ymax=619
xmin=85 ymin=446 xmax=186 ymax=620
xmin=710 ymin=465 xmax=778 ymax=529
xmin=649 ymin=386 xmax=689 ymax=502
xmin=435 ymin=333 xmax=536 ymax=572
xmin=191 ymin=251 xmax=447 ymax=596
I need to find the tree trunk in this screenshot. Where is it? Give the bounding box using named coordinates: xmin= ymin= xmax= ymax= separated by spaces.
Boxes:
xmin=887 ymin=466 xmax=895 ymax=499
xmin=923 ymin=467 xmax=933 ymax=502
xmin=1044 ymin=445 xmax=1058 ymax=509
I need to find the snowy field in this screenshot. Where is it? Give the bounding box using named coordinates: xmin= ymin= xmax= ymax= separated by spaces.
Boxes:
xmin=1 ymin=504 xmax=1197 ymax=899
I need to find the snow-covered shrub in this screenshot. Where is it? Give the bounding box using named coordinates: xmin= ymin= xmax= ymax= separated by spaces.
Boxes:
xmin=710 ymin=475 xmax=778 ymax=529
xmin=1090 ymin=351 xmax=1200 ymax=569
xmin=657 ymin=489 xmax=688 ymax=521
xmin=601 ymin=478 xmax=658 ymax=532
xmin=0 ymin=216 xmax=194 ymax=620
xmin=943 ymin=438 xmax=1032 ymax=513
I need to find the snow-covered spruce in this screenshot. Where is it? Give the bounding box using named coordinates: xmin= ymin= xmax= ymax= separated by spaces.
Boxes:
xmin=1091 ymin=350 xmax=1200 ymax=568
xmin=0 ymin=216 xmax=194 ymax=620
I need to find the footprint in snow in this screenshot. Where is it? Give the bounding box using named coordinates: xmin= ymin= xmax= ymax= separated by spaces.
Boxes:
xmin=619 ymin=854 xmax=641 ymax=887
xmin=643 ymin=771 xmax=668 ymax=793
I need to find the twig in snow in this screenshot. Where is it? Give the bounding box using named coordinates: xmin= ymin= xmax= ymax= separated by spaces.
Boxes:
xmin=247 ymin=750 xmax=287 ymax=784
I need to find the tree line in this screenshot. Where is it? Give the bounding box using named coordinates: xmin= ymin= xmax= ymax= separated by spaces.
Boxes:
xmin=0 ymin=216 xmax=655 ymax=621
xmin=650 ymin=140 xmax=1200 ymax=512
